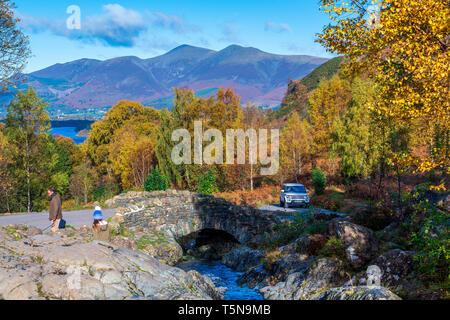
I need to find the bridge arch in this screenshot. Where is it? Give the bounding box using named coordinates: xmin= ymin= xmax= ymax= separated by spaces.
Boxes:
xmin=110 ymin=190 xmax=278 ymax=244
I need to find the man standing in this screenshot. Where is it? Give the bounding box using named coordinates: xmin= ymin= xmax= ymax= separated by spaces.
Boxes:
xmin=48 ymin=188 xmax=62 ymax=232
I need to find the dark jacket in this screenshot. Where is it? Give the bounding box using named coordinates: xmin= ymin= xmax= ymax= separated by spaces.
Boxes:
xmin=49 ymin=193 xmax=62 ymax=221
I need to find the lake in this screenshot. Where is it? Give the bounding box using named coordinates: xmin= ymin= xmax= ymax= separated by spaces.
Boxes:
xmin=50 ymin=127 xmax=86 ymax=145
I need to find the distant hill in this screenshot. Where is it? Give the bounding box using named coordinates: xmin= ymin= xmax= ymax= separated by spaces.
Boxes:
xmin=299 ymin=56 xmax=344 ymax=91
xmin=1 ymin=45 xmax=329 ymax=116
xmin=269 ymin=56 xmax=344 ymax=121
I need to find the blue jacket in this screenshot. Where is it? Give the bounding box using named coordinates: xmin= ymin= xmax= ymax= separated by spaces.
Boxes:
xmin=93 ymin=209 xmax=103 ymax=220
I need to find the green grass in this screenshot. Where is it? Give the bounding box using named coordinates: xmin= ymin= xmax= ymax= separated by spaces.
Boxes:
xmin=136 ymin=233 xmax=170 ymax=250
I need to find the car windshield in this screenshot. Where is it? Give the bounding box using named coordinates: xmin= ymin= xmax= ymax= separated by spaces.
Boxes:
xmin=285 ymin=185 xmax=306 ymax=193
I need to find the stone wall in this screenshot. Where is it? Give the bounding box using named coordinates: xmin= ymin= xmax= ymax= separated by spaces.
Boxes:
xmin=108 ymin=190 xmax=279 ymax=243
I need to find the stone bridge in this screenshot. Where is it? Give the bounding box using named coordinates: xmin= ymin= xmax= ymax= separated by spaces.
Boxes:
xmin=107 ymin=190 xmax=279 ymax=243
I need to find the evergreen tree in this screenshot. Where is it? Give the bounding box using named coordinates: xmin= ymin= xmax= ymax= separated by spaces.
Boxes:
xmin=156 ymin=110 xmax=183 ymax=188
xmin=198 ymin=169 xmax=217 ymax=195
xmin=144 ymin=168 xmax=168 ymax=192
xmin=311 ymin=168 xmax=327 ymax=195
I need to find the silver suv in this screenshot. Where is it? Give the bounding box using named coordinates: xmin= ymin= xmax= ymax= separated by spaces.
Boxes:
xmin=280 ymin=183 xmax=310 ymax=208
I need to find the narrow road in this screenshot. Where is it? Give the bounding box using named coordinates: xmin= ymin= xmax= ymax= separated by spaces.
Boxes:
xmin=258 ymin=204 xmax=346 ymax=220
xmin=0 ymin=208 xmax=116 ymax=230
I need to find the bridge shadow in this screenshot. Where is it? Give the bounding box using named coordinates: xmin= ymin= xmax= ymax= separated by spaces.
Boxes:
xmin=177 ymin=228 xmax=240 ymax=260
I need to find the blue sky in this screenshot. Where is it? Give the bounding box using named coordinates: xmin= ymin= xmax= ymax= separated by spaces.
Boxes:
xmin=15 ymin=0 xmax=335 ymax=72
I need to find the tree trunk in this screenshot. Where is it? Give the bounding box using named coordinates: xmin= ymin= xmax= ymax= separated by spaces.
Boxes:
xmin=396 ymin=166 xmax=402 ymax=217
xmin=250 ymin=163 xmax=254 ymax=191
xmin=25 ymin=135 xmax=31 ymax=213
xmin=83 ymin=176 xmax=88 ymax=204
xmin=27 ymin=166 xmax=31 ymax=213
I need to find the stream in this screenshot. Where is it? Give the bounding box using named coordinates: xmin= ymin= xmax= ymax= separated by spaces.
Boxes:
xmin=177 ymin=259 xmax=263 ymax=300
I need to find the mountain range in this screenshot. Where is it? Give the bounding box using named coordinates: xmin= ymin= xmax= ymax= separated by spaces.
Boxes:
xmin=4 ymin=44 xmax=329 ymax=112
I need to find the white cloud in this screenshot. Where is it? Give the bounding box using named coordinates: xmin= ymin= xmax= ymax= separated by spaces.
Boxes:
xmin=265 ymin=21 xmax=292 ymax=33
xmin=19 ymin=4 xmax=200 ymax=48
xmin=151 ymin=11 xmax=201 ymax=34
xmin=220 ymin=22 xmax=241 ymax=43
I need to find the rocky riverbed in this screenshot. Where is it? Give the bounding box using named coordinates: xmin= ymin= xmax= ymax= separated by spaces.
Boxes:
xmin=2 ymin=190 xmax=445 ymax=300
xmin=218 ymin=214 xmax=423 ymax=300
xmin=0 ymin=225 xmax=221 ymax=300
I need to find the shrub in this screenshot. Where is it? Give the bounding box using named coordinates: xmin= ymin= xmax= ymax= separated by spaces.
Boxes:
xmin=61 ymin=199 xmax=79 ymax=210
xmin=351 ymin=206 xmax=394 ymax=231
xmin=92 ymin=183 xmax=118 ymax=203
xmin=410 ymin=204 xmax=449 ymax=283
xmin=144 ymin=168 xmax=168 ymax=192
xmin=304 ymin=221 xmax=329 ymax=235
xmin=198 ymin=169 xmax=217 ymax=195
xmin=263 ymin=211 xmax=314 ymax=249
xmin=311 ymin=168 xmax=327 ymax=195
xmin=319 ymin=236 xmax=346 ymax=260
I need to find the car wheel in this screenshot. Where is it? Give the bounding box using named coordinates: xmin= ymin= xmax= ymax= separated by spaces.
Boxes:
xmin=284 ymin=199 xmax=289 ymax=209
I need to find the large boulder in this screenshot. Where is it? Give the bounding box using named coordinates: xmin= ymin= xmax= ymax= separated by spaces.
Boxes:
xmin=318 ymin=286 xmax=401 ymax=300
xmin=327 ymin=219 xmax=378 ymax=267
xmin=1 ymin=225 xmax=42 ymax=240
xmin=110 ymin=236 xmax=138 ymax=250
xmin=437 ymin=194 xmax=450 ymax=212
xmin=264 ymin=254 xmax=311 ymax=283
xmin=369 ymin=249 xmax=416 ymax=292
xmin=134 ymin=233 xmax=184 ymax=266
xmin=0 ymin=227 xmax=220 ymax=300
xmin=237 ymin=253 xmax=312 ymax=289
xmin=221 ymin=247 xmax=264 ymax=272
xmin=279 ymin=234 xmax=327 ymax=256
xmin=260 ymin=257 xmax=347 ymax=300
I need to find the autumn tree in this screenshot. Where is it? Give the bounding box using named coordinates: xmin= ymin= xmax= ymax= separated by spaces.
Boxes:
xmin=70 ymin=163 xmax=98 ymax=204
xmin=317 ymin=0 xmax=449 ymax=173
xmin=0 ymin=129 xmax=13 ymax=212
xmin=87 ymin=100 xmax=159 ymax=169
xmin=0 ymin=1 xmax=31 ymax=89
xmin=5 ymin=88 xmax=50 ymax=212
xmin=332 ymin=78 xmax=380 ymax=178
xmin=280 ymin=112 xmax=313 ymax=183
xmin=209 ymin=87 xmax=242 ymax=133
xmin=108 ymin=124 xmax=157 ymax=189
xmin=308 ymin=74 xmax=351 ymax=165
xmin=86 ymin=100 xmax=160 ymax=190
xmin=128 ymin=137 xmax=157 ymax=189
xmin=55 ymin=136 xmax=84 ymax=169
xmin=241 ymin=106 xmax=266 ymax=190
xmin=158 ymin=87 xmax=243 ymax=191
xmin=280 ymin=81 xmax=310 ymax=119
